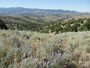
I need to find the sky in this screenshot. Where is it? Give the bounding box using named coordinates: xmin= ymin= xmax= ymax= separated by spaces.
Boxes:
xmin=0 ymin=0 xmax=90 ymax=12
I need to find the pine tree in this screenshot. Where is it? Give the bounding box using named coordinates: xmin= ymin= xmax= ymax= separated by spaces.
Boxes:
xmin=0 ymin=18 xmax=8 ymax=29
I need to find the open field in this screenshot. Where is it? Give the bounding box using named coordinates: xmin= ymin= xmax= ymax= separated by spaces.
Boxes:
xmin=0 ymin=30 xmax=90 ymax=68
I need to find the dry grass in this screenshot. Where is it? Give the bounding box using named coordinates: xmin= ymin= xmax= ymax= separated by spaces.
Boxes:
xmin=0 ymin=30 xmax=90 ymax=68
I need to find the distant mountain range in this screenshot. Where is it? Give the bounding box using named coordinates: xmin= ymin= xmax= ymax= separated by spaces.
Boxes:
xmin=0 ymin=7 xmax=78 ymax=14
xmin=0 ymin=7 xmax=90 ymax=21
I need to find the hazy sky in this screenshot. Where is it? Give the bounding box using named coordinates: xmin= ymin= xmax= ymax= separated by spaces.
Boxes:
xmin=0 ymin=0 xmax=90 ymax=12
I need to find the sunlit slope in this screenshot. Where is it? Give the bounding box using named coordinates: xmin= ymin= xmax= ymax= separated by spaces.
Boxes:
xmin=0 ymin=30 xmax=90 ymax=68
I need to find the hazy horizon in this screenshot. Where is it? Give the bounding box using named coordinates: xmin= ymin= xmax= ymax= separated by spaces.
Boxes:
xmin=0 ymin=0 xmax=90 ymax=12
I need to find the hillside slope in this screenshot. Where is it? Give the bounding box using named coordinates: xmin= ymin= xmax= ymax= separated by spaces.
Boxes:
xmin=39 ymin=16 xmax=90 ymax=33
xmin=0 ymin=30 xmax=90 ymax=68
xmin=0 ymin=15 xmax=44 ymax=31
xmin=0 ymin=15 xmax=90 ymax=33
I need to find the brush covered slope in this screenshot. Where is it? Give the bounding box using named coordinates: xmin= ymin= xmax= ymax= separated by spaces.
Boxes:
xmin=0 ymin=30 xmax=90 ymax=68
xmin=0 ymin=15 xmax=44 ymax=31
xmin=0 ymin=15 xmax=90 ymax=33
xmin=39 ymin=16 xmax=90 ymax=33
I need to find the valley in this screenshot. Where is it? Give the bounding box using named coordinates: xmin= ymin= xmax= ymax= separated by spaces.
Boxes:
xmin=0 ymin=7 xmax=90 ymax=68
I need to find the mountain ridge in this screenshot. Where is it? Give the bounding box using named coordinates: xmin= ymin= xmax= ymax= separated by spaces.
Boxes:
xmin=0 ymin=7 xmax=78 ymax=14
xmin=0 ymin=7 xmax=90 ymax=19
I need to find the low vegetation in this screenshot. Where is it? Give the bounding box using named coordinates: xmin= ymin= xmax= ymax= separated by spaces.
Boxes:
xmin=0 ymin=30 xmax=90 ymax=68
